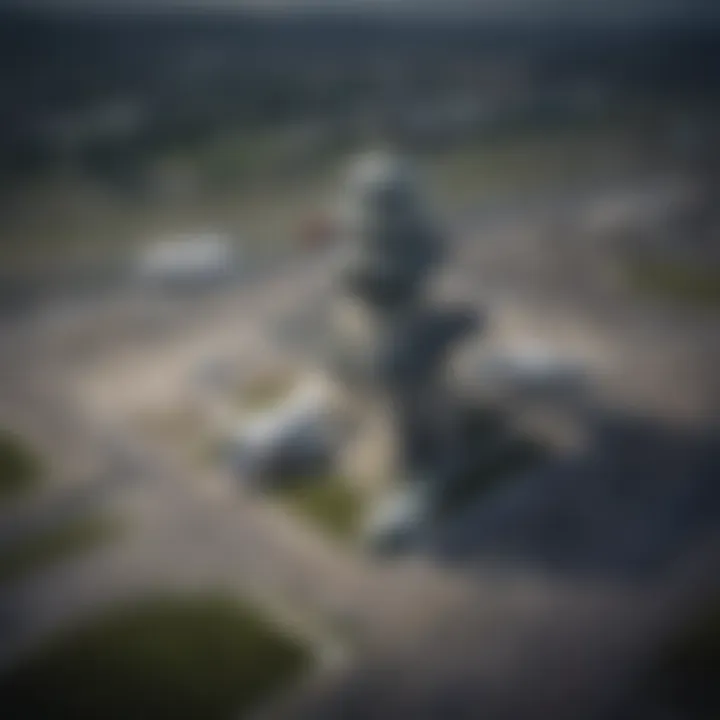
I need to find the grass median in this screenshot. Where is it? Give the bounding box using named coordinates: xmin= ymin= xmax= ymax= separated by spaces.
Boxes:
xmin=274 ymin=475 xmax=365 ymax=541
xmin=0 ymin=430 xmax=41 ymax=505
xmin=0 ymin=516 xmax=119 ymax=585
xmin=626 ymin=259 xmax=720 ymax=307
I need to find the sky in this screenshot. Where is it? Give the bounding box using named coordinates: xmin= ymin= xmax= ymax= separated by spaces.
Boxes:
xmin=3 ymin=0 xmax=719 ymax=23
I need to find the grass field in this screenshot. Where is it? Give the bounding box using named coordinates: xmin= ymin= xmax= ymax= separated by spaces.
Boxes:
xmin=626 ymin=259 xmax=720 ymax=307
xmin=275 ymin=475 xmax=365 ymax=540
xmin=0 ymin=594 xmax=311 ymax=720
xmin=0 ymin=430 xmax=41 ymax=505
xmin=0 ymin=516 xmax=119 ymax=585
xmin=425 ymin=122 xmax=646 ymax=208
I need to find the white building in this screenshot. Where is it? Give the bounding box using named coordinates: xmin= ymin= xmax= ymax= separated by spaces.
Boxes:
xmin=228 ymin=378 xmax=347 ymax=485
xmin=134 ymin=232 xmax=238 ymax=288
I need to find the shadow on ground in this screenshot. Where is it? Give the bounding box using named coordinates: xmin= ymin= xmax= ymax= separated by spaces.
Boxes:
xmin=425 ymin=406 xmax=720 ymax=584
